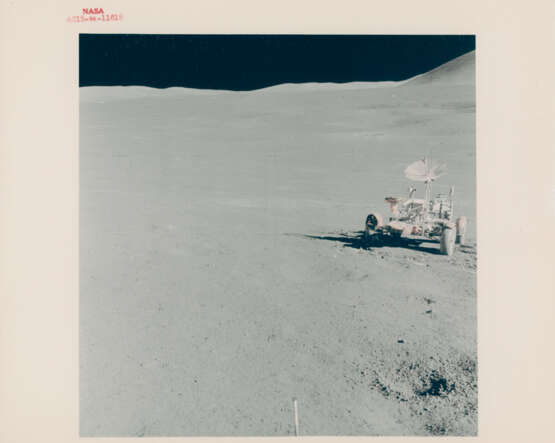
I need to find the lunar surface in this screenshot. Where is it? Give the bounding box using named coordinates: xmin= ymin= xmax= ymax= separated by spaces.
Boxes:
xmin=80 ymin=51 xmax=476 ymax=436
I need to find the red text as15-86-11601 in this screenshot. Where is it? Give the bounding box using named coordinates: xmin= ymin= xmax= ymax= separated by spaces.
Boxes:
xmin=67 ymin=13 xmax=123 ymax=23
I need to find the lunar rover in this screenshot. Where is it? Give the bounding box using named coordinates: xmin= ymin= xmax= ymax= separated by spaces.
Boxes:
xmin=364 ymin=158 xmax=467 ymax=256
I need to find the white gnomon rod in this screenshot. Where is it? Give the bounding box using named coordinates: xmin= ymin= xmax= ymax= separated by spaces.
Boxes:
xmin=293 ymin=397 xmax=299 ymax=436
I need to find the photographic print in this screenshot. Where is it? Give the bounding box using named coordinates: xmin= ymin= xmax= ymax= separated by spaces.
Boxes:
xmin=79 ymin=34 xmax=476 ymax=436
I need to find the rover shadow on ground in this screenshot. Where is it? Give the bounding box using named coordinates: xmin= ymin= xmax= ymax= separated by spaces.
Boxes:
xmin=298 ymin=231 xmax=445 ymax=255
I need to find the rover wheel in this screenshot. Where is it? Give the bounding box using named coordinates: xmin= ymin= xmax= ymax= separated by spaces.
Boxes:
xmin=456 ymin=216 xmax=467 ymax=245
xmin=365 ymin=213 xmax=383 ymax=231
xmin=440 ymin=226 xmax=456 ymax=256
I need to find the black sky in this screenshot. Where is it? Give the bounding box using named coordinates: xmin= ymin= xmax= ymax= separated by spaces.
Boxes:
xmin=79 ymin=35 xmax=475 ymax=91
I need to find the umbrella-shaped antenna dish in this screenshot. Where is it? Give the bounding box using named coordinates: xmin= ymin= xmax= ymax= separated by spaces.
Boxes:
xmin=404 ymin=158 xmax=447 ymax=183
